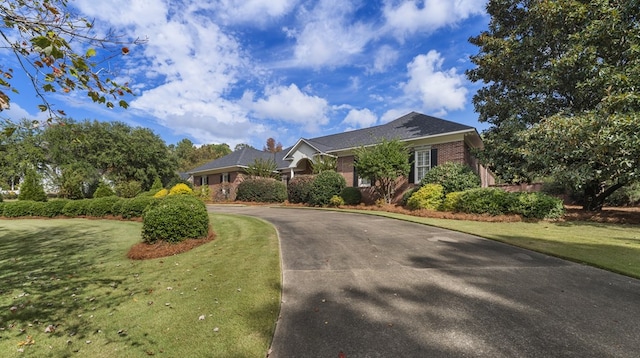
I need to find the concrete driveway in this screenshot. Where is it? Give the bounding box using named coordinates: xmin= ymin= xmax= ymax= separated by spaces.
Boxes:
xmin=208 ymin=205 xmax=640 ymax=358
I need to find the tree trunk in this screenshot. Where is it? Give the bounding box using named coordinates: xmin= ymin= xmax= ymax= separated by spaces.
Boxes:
xmin=582 ymin=181 xmax=625 ymax=211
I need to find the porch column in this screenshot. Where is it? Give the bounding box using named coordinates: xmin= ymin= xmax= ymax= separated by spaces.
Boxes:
xmin=290 ymin=168 xmax=295 ymax=179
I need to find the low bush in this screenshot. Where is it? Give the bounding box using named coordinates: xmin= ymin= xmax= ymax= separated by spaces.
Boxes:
xmin=340 ymin=187 xmax=362 ymax=205
xmin=120 ymin=196 xmax=157 ymax=219
xmin=441 ymin=191 xmax=463 ymax=212
xmin=115 ymin=180 xmax=142 ymax=198
xmin=456 ymin=188 xmax=516 ymax=216
xmin=93 ymin=182 xmax=116 ymax=198
xmin=18 ymin=169 xmax=47 ymax=202
xmin=329 ymin=195 xmax=345 ymax=207
xmin=62 ymin=199 xmax=92 ymax=217
xmin=141 ymin=195 xmax=210 ymax=244
xmin=87 ymin=196 xmax=122 ymax=217
xmin=37 ymin=199 xmax=70 ymax=217
xmin=407 ymin=184 xmax=445 ymax=210
xmin=169 ymin=183 xmax=194 ymax=196
xmin=3 ymin=201 xmax=38 ymax=217
xmin=420 ymin=162 xmax=481 ymax=194
xmin=287 ymin=175 xmax=315 ymax=204
xmin=237 ymin=178 xmax=287 ymax=203
xmin=511 ymin=192 xmax=565 ymax=219
xmin=153 ymin=188 xmax=169 ymax=198
xmin=309 ymin=170 xmax=346 ymax=206
xmin=111 ymin=198 xmax=126 ymax=216
xmin=400 ymin=187 xmax=419 ymax=207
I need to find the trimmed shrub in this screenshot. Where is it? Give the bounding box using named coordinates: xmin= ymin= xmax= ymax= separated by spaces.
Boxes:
xmin=120 ymin=196 xmax=157 ymax=219
xmin=309 ymin=170 xmax=346 ymax=206
xmin=456 ymin=188 xmax=515 ymax=216
xmin=329 ymin=195 xmax=345 ymax=207
xmin=115 ymin=180 xmax=142 ymax=198
xmin=18 ymin=169 xmax=47 ymax=202
xmin=407 ymin=184 xmax=445 ymax=210
xmin=154 ymin=188 xmax=169 ymax=198
xmin=511 ymin=192 xmax=565 ymax=219
xmin=87 ymin=196 xmax=121 ymax=217
xmin=441 ymin=191 xmax=464 ymax=212
xmin=141 ymin=195 xmax=209 ymax=244
xmin=420 ymin=162 xmax=481 ymax=194
xmin=169 ymin=183 xmax=194 ymax=196
xmin=287 ymin=175 xmax=315 ymax=204
xmin=62 ymin=199 xmax=92 ymax=217
xmin=3 ymin=201 xmax=38 ymax=217
xmin=93 ymin=182 xmax=116 ymax=198
xmin=236 ymin=178 xmax=288 ymax=203
xmin=38 ymin=199 xmax=70 ymax=217
xmin=340 ymin=187 xmax=362 ymax=205
xmin=150 ymin=177 xmax=164 ymax=192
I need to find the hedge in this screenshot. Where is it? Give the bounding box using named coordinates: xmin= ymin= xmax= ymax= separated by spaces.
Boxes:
xmin=236 ymin=178 xmax=287 ymax=203
xmin=287 ymin=175 xmax=315 ymax=204
xmin=87 ymin=196 xmax=122 ymax=217
xmin=420 ymin=162 xmax=481 ymax=194
xmin=141 ymin=195 xmax=209 ymax=243
xmin=407 ymin=184 xmax=444 ymax=210
xmin=309 ymin=170 xmax=346 ymax=206
xmin=340 ymin=187 xmax=362 ymax=205
xmin=62 ymin=199 xmax=93 ymax=217
xmin=120 ymin=196 xmax=157 ymax=219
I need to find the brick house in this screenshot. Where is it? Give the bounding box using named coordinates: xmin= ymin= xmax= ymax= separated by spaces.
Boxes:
xmin=188 ymin=112 xmax=494 ymax=203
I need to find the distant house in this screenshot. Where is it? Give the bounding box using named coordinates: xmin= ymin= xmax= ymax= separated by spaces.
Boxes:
xmin=188 ymin=112 xmax=494 ymax=203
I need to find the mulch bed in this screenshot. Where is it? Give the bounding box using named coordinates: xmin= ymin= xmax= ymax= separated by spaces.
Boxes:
xmin=127 ymin=227 xmax=216 ymax=260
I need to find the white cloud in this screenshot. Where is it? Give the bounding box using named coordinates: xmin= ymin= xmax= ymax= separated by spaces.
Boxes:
xmin=342 ymin=108 xmax=378 ymax=129
xmin=249 ymin=84 xmax=330 ymax=131
xmin=212 ymin=0 xmax=299 ymax=25
xmin=369 ymin=45 xmax=400 ymax=74
xmin=2 ymin=102 xmax=49 ymax=123
xmin=383 ymin=0 xmax=485 ymax=38
xmin=402 ymin=50 xmax=467 ymax=114
xmin=381 ymin=108 xmax=411 ymax=123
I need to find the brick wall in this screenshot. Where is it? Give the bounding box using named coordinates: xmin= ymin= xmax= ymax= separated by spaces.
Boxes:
xmin=337 ymin=155 xmax=355 ymax=187
xmin=432 ymin=141 xmax=466 ymax=164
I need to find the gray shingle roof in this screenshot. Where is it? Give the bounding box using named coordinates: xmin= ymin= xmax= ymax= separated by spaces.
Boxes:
xmin=188 ymin=146 xmax=289 ymax=173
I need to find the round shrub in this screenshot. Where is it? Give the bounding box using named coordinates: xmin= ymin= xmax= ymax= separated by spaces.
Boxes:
xmin=87 ymin=196 xmax=121 ymax=217
xmin=309 ymin=170 xmax=346 ymax=206
xmin=154 ymin=188 xmax=169 ymax=198
xmin=400 ymin=187 xmax=419 ymax=207
xmin=3 ymin=201 xmax=38 ymax=217
xmin=18 ymin=169 xmax=47 ymax=202
xmin=169 ymin=183 xmax=194 ymax=196
xmin=93 ymin=182 xmax=116 ymax=198
xmin=407 ymin=184 xmax=445 ymax=210
xmin=141 ymin=195 xmax=210 ymax=244
xmin=456 ymin=188 xmax=515 ymax=216
xmin=38 ymin=199 xmax=70 ymax=217
xmin=120 ymin=196 xmax=157 ymax=219
xmin=441 ymin=191 xmax=463 ymax=212
xmin=511 ymin=192 xmax=565 ymax=219
xmin=420 ymin=162 xmax=481 ymax=194
xmin=340 ymin=187 xmax=362 ymax=205
xmin=62 ymin=199 xmax=92 ymax=217
xmin=329 ymin=195 xmax=345 ymax=207
xmin=236 ymin=178 xmax=288 ymax=203
xmin=287 ymin=175 xmax=315 ymax=204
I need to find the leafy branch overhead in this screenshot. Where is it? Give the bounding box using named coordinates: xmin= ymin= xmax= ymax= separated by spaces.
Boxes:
xmin=0 ymin=0 xmax=145 ymax=120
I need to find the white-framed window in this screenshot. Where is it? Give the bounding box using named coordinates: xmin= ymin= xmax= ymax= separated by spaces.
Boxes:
xmin=222 ymin=172 xmax=229 ymax=183
xmin=202 ymin=175 xmax=208 ymax=185
xmin=357 ymin=176 xmax=371 ymax=187
xmin=414 ymin=146 xmax=431 ymax=183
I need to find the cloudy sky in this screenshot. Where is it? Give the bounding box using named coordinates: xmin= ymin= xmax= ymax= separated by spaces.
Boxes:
xmin=4 ymin=0 xmax=489 ymax=148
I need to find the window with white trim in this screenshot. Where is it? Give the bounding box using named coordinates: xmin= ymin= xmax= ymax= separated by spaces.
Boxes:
xmin=357 ymin=176 xmax=371 ymax=187
xmin=414 ymin=146 xmax=431 ymax=183
xmin=202 ymin=175 xmax=208 ymax=185
xmin=222 ymin=172 xmax=229 ymax=183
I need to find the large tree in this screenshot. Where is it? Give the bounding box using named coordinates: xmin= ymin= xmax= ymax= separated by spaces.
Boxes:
xmin=170 ymin=138 xmax=231 ymax=172
xmin=354 ymin=139 xmax=410 ymax=204
xmin=467 ymin=0 xmax=640 ymax=210
xmin=0 ymin=0 xmax=141 ymax=133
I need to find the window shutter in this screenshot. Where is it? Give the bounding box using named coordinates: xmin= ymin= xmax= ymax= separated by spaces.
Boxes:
xmin=408 ymin=151 xmax=415 ymax=184
xmin=430 ymin=148 xmax=438 ymax=168
xmin=220 ymin=174 xmax=223 ymax=183
xmin=353 ymin=166 xmax=358 ymax=187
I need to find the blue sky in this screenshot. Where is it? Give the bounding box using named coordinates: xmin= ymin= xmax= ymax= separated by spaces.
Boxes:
xmin=3 ymin=0 xmax=489 ymax=148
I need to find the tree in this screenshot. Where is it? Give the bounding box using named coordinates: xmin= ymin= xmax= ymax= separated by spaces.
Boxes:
xmin=311 ymin=155 xmax=337 ymax=174
xmin=0 ymin=0 xmax=142 ymax=129
xmin=234 ymin=143 xmax=255 ymax=151
xmin=263 ymin=137 xmax=282 ymax=153
xmin=467 ymin=0 xmax=640 ymax=210
xmin=245 ymin=158 xmax=279 ymax=179
xmin=354 ymin=139 xmax=410 ymax=204
xmin=18 ymin=168 xmax=46 ymax=201
xmin=170 ymin=139 xmax=231 ymax=172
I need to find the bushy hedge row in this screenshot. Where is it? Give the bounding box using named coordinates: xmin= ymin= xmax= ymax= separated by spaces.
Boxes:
xmin=142 ymin=195 xmax=210 ymax=243
xmin=0 ymin=197 xmax=161 ymax=219
xmin=237 ymin=178 xmax=288 ymax=203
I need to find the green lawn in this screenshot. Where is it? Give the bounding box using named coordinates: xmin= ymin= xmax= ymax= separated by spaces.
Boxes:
xmin=340 ymin=209 xmax=640 ymax=279
xmin=0 ymin=214 xmax=280 ymax=358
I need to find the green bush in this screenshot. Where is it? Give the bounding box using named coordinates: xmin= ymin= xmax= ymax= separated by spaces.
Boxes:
xmin=3 ymin=201 xmax=38 ymax=217
xmin=62 ymin=199 xmax=92 ymax=217
xmin=120 ymin=196 xmax=157 ymax=219
xmin=115 ymin=180 xmax=142 ymax=198
xmin=511 ymin=192 xmax=565 ymax=219
xmin=93 ymin=182 xmax=116 ymax=198
xmin=604 ymin=182 xmax=640 ymax=207
xmin=287 ymin=175 xmax=316 ymax=204
xmin=340 ymin=187 xmax=362 ymax=205
xmin=111 ymin=198 xmax=126 ymax=217
xmin=400 ymin=187 xmax=419 ymax=207
xmin=236 ymin=178 xmax=287 ymax=203
xmin=18 ymin=169 xmax=47 ymax=202
xmin=420 ymin=162 xmax=481 ymax=194
xmin=38 ymin=199 xmax=70 ymax=217
xmin=87 ymin=196 xmax=121 ymax=217
xmin=440 ymin=191 xmax=463 ymax=212
xmin=407 ymin=184 xmax=445 ymax=210
xmin=456 ymin=188 xmax=516 ymax=216
xmin=329 ymin=195 xmax=345 ymax=207
xmin=141 ymin=195 xmax=210 ymax=244
xmin=309 ymin=170 xmax=346 ymax=206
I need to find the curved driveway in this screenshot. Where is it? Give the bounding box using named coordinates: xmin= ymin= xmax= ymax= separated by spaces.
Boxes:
xmin=208 ymin=205 xmax=640 ymax=358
